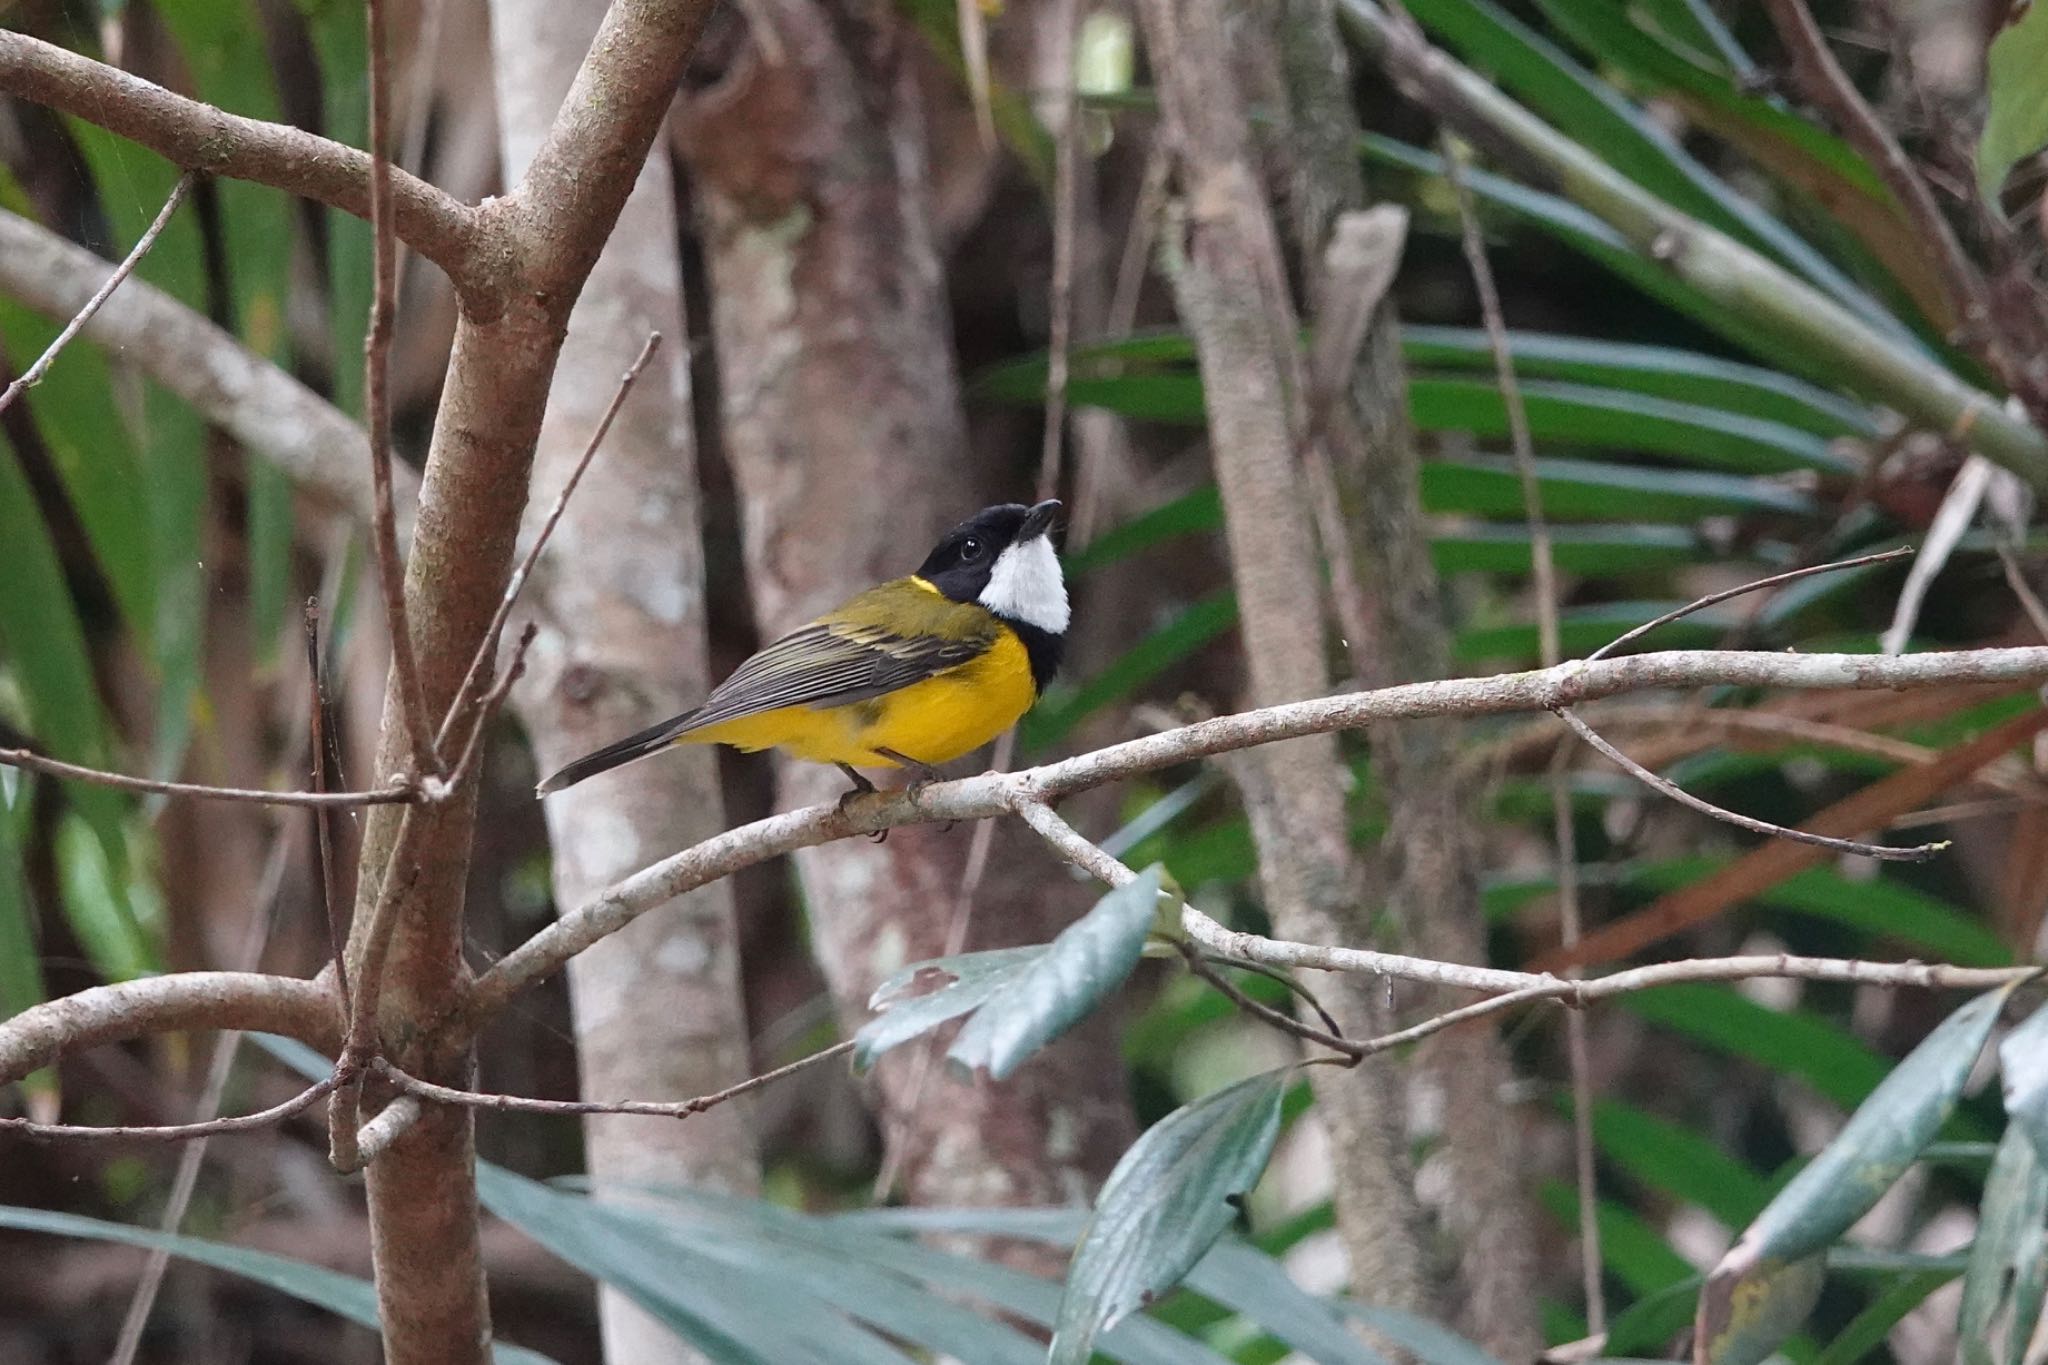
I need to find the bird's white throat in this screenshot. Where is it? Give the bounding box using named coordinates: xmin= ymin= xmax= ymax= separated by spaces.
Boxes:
xmin=980 ymin=536 xmax=1069 ymax=634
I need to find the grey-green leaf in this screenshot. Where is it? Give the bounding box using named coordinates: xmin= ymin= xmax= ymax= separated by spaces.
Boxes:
xmin=1980 ymin=0 xmax=2048 ymax=202
xmin=852 ymin=944 xmax=1046 ymax=1071
xmin=1956 ymin=1123 xmax=2048 ymax=1365
xmin=2000 ymin=996 xmax=2048 ymax=1167
xmin=945 ymin=864 xmax=1162 ymax=1080
xmin=1049 ymin=1066 xmax=1288 ymax=1364
xmin=0 ymin=1204 xmax=555 ymax=1364
xmin=1698 ymin=986 xmax=2014 ymax=1357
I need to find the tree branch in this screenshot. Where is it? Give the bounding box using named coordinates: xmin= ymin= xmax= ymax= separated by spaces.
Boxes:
xmin=0 ymin=31 xmax=495 ymax=309
xmin=0 ymin=1078 xmax=338 ymax=1143
xmin=0 ymin=972 xmax=341 ymax=1086
xmin=373 ymin=1042 xmax=855 ymax=1121
xmin=468 ymin=644 xmax=2048 ymax=1021
xmin=0 ymin=210 xmax=411 ymax=529
xmin=0 ymin=747 xmax=414 ymax=808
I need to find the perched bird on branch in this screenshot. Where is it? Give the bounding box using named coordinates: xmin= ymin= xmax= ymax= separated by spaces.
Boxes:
xmin=537 ymin=500 xmax=1067 ymax=797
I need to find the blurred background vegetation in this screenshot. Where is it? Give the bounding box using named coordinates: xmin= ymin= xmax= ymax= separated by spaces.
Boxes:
xmin=1 ymin=0 xmax=2047 ymax=1361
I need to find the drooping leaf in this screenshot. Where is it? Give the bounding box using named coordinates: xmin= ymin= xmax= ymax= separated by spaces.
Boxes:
xmin=1812 ymin=1268 xmax=1956 ymax=1365
xmin=1050 ymin=1067 xmax=1289 ymax=1364
xmin=2000 ymin=996 xmax=2048 ymax=1166
xmin=1175 ymin=1239 xmax=1393 ymax=1365
xmin=852 ymin=945 xmax=1047 ymax=1070
xmin=1980 ymin=0 xmax=2048 ymax=202
xmin=1329 ymin=1300 xmax=1509 ymax=1365
xmin=477 ymin=1165 xmax=912 ymax=1365
xmin=0 ymin=1203 xmax=556 ymax=1364
xmin=1698 ymin=988 xmax=2015 ymax=1358
xmin=1955 ymin=1123 xmax=2048 ymax=1365
xmin=0 ymin=783 xmax=47 ymax=1103
xmin=1621 ymin=983 xmax=1892 ymax=1110
xmin=947 ymin=866 xmax=1163 ymax=1080
xmin=1586 ymin=1096 xmax=1774 ymax=1228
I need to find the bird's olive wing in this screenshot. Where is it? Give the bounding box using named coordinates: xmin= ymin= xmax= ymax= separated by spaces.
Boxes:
xmin=680 ymin=611 xmax=991 ymax=733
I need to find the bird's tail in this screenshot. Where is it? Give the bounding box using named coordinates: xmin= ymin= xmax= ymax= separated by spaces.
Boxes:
xmin=535 ymin=711 xmax=698 ymax=796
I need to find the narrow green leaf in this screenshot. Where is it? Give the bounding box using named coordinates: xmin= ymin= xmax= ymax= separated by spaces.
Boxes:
xmin=1605 ymin=1274 xmax=1704 ymax=1354
xmin=1404 ymin=325 xmax=1875 ymax=438
xmin=1621 ymin=984 xmax=1891 ymax=1110
xmin=1431 ymin=523 xmax=1703 ymax=575
xmin=2000 ymin=997 xmax=2048 ymax=1167
xmin=0 ymin=784 xmax=47 ymax=1100
xmin=55 ymin=813 xmax=154 ymax=981
xmin=1413 ymin=375 xmax=1853 ymax=475
xmin=0 ymin=1203 xmax=556 ymax=1364
xmin=1177 ymin=1241 xmax=1393 ymax=1365
xmin=853 ymin=945 xmax=1046 ymax=1071
xmin=1587 ymin=1096 xmax=1773 ymax=1227
xmin=947 ymin=866 xmax=1163 ymax=1080
xmin=1454 ymin=600 xmax=1731 ymax=666
xmin=1423 ymin=455 xmax=1818 ymax=522
xmin=1956 ymin=1124 xmax=2048 ymax=1365
xmin=1980 ymin=1 xmax=2048 ymax=201
xmin=299 ymin=0 xmax=371 ymax=416
xmin=1813 ymin=1268 xmax=1956 ymax=1365
xmin=1050 ymin=1068 xmax=1289 ymax=1364
xmin=478 ymin=1166 xmax=910 ymax=1365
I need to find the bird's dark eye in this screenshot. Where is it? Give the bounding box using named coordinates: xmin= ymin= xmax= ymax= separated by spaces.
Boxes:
xmin=959 ymin=536 xmax=985 ymax=562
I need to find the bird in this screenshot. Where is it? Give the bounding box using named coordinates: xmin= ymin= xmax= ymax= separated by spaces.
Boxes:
xmin=536 ymin=500 xmax=1067 ymax=799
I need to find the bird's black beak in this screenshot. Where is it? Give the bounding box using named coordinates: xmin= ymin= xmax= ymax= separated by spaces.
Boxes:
xmin=1021 ymin=499 xmax=1061 ymax=541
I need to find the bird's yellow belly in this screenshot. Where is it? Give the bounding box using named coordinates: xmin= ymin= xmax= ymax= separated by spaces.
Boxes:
xmin=685 ymin=629 xmax=1037 ymax=770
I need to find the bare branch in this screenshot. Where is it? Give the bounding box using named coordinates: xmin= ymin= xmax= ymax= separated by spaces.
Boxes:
xmin=435 ymin=334 xmax=663 ymax=758
xmin=0 ymin=1077 xmax=339 ymax=1143
xmin=0 ymin=972 xmax=341 ymax=1087
xmin=0 ymin=747 xmax=414 ymax=808
xmin=0 ymin=30 xmax=493 ymax=308
xmin=1589 ymin=549 xmax=1914 ymax=663
xmin=0 ymin=171 xmax=193 ymax=418
xmin=354 ymin=1095 xmax=423 ymax=1167
xmin=0 ymin=211 xmax=406 ymax=528
xmin=437 ymin=626 xmax=538 ymax=802
xmin=1554 ymin=707 xmax=1945 ymax=861
xmin=374 ymin=1042 xmax=856 ymax=1120
xmin=365 ymin=0 xmax=441 ymax=784
xmin=1758 ymin=0 xmax=1993 ymax=358
xmin=469 ymin=644 xmax=2048 ymax=1020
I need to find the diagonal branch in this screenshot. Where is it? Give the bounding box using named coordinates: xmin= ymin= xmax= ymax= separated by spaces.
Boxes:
xmin=0 ymin=31 xmax=495 ymax=309
xmin=0 ymin=747 xmax=414 ymax=808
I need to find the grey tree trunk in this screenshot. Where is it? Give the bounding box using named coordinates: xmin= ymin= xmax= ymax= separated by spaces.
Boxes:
xmin=675 ymin=0 xmax=1133 ymax=1236
xmin=492 ymin=5 xmax=758 ymax=1362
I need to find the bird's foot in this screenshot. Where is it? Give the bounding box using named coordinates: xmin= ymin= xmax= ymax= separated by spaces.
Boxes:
xmin=877 ymin=749 xmax=955 ymax=831
xmin=835 ymin=763 xmax=888 ymax=842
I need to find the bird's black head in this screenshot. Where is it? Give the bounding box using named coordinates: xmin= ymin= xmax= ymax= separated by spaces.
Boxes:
xmin=915 ymin=500 xmax=1067 ymax=687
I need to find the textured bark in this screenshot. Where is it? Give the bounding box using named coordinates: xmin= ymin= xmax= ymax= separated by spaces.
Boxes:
xmin=331 ymin=4 xmax=722 ymax=1360
xmin=1273 ymin=1 xmax=1542 ymax=1353
xmin=674 ymin=0 xmax=1132 ymax=1231
xmin=1135 ymin=0 xmax=1434 ymax=1319
xmin=491 ymin=4 xmax=757 ymax=1363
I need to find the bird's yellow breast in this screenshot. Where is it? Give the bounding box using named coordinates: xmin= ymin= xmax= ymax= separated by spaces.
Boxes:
xmin=683 ymin=625 xmax=1038 ymax=769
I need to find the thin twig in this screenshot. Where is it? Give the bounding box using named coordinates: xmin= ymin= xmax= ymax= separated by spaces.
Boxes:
xmin=375 ymin=1041 xmax=855 ymax=1119
xmin=1201 ymin=953 xmax=1344 ymax=1036
xmin=1998 ymin=546 xmax=2048 ymax=643
xmin=1443 ymin=119 xmax=1603 ymax=1329
xmin=364 ymin=0 xmax=441 ymax=782
xmin=1036 ymin=0 xmax=1081 ymax=504
xmin=0 ymin=748 xmax=414 ymax=808
xmin=1178 ymin=940 xmax=1361 ymax=1060
xmin=0 ymin=1076 xmax=337 ymax=1143
xmin=0 ymin=171 xmax=194 ymax=418
xmin=433 ymin=333 xmax=662 ymax=759
xmin=1759 ymin=0 xmax=1995 ymax=364
xmin=440 ymin=625 xmax=538 ymax=799
xmin=1587 ymin=547 xmax=1914 ymax=663
xmin=1555 ymin=706 xmax=1946 ymax=862
xmin=306 ymin=601 xmax=351 ymax=1007
xmin=354 ymin=1095 xmax=422 ymax=1166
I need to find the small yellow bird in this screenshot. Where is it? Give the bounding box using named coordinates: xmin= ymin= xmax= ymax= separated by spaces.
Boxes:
xmin=536 ymin=500 xmax=1067 ymax=797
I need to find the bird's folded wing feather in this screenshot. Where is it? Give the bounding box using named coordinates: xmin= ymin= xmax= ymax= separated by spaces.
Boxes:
xmin=678 ymin=590 xmax=994 ymax=734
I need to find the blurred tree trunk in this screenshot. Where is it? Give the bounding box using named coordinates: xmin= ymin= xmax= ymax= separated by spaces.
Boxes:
xmin=491 ymin=4 xmax=758 ymax=1364
xmin=1267 ymin=1 xmax=1542 ymax=1353
xmin=673 ymin=0 xmax=1133 ymax=1239
xmin=1133 ymin=0 xmax=1437 ymax=1324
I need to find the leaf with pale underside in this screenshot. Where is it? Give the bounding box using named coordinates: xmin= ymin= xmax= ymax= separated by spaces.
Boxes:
xmin=1696 ymin=986 xmax=2014 ymax=1360
xmin=1049 ymin=1066 xmax=1288 ymax=1365
xmin=2000 ymin=995 xmax=2048 ymax=1166
xmin=1956 ymin=1122 xmax=2048 ymax=1365
xmin=946 ymin=865 xmax=1162 ymax=1079
xmin=852 ymin=945 xmax=1047 ymax=1071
